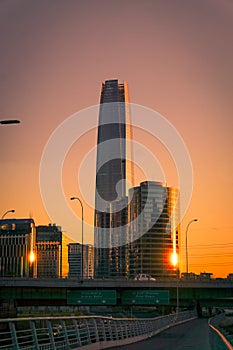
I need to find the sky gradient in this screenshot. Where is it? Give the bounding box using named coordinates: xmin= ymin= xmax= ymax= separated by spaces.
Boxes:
xmin=1 ymin=0 xmax=233 ymax=277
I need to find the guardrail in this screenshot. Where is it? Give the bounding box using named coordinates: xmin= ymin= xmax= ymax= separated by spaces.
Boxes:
xmin=209 ymin=313 xmax=233 ymax=350
xmin=0 ymin=310 xmax=196 ymax=350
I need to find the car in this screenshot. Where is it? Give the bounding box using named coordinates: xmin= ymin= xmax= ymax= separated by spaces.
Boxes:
xmin=134 ymin=274 xmax=156 ymax=281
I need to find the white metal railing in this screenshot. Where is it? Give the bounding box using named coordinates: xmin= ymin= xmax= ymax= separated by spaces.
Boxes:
xmin=0 ymin=311 xmax=197 ymax=350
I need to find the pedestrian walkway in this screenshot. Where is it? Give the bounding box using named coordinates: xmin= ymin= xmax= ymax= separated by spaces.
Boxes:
xmin=110 ymin=318 xmax=212 ymax=350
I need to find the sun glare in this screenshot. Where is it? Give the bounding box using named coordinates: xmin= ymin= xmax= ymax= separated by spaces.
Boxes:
xmin=171 ymin=252 xmax=178 ymax=267
xmin=29 ymin=251 xmax=36 ymax=264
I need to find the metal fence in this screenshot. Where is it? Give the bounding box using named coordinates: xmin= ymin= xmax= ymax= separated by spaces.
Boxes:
xmin=209 ymin=313 xmax=233 ymax=350
xmin=0 ymin=310 xmax=196 ymax=350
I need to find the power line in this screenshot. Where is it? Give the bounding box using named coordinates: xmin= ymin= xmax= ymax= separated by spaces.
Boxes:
xmin=180 ymin=243 xmax=233 ymax=249
xmin=191 ymin=261 xmax=233 ymax=267
xmin=191 ymin=262 xmax=233 ymax=266
xmin=189 ymin=253 xmax=233 ymax=258
xmin=183 ymin=242 xmax=233 ymax=247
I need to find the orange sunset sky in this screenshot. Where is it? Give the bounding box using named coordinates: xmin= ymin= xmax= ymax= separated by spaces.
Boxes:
xmin=1 ymin=0 xmax=233 ymax=277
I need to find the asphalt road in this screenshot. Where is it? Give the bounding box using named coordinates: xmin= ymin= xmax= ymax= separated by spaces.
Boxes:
xmin=110 ymin=318 xmax=212 ymax=350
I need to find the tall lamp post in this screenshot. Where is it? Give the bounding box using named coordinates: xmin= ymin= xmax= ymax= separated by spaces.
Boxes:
xmin=1 ymin=209 xmax=15 ymax=220
xmin=185 ymin=219 xmax=198 ymax=274
xmin=70 ymin=196 xmax=84 ymax=281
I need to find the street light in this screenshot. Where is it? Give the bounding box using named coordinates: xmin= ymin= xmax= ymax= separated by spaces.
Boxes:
xmin=185 ymin=219 xmax=198 ymax=274
xmin=70 ymin=196 xmax=84 ymax=281
xmin=1 ymin=209 xmax=15 ymax=220
xmin=0 ymin=120 xmax=20 ymax=125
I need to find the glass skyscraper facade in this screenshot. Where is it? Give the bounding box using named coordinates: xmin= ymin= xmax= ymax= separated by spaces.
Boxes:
xmin=128 ymin=181 xmax=180 ymax=278
xmin=94 ymin=79 xmax=133 ymax=278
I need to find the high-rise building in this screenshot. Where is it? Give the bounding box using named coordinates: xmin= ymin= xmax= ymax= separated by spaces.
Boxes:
xmin=0 ymin=218 xmax=36 ymax=277
xmin=68 ymin=243 xmax=94 ymax=279
xmin=94 ymin=80 xmax=180 ymax=279
xmin=36 ymin=224 xmax=62 ymax=278
xmin=128 ymin=181 xmax=180 ymax=278
xmin=94 ymin=79 xmax=133 ymax=278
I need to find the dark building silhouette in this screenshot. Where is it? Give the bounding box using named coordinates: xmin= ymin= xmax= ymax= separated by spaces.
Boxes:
xmin=36 ymin=224 xmax=62 ymax=278
xmin=68 ymin=243 xmax=94 ymax=278
xmin=94 ymin=79 xmax=133 ymax=278
xmin=0 ymin=218 xmax=36 ymax=277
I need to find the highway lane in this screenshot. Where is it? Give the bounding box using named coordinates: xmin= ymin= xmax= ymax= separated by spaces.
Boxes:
xmin=110 ymin=318 xmax=212 ymax=350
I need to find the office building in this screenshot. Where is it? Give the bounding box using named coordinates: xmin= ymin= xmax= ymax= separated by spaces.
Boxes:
xmin=36 ymin=224 xmax=62 ymax=278
xmin=94 ymin=79 xmax=133 ymax=278
xmin=0 ymin=218 xmax=36 ymax=277
xmin=129 ymin=181 xmax=180 ymax=278
xmin=68 ymin=243 xmax=94 ymax=279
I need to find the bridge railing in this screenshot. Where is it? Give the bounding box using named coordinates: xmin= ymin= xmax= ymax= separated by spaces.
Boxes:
xmin=0 ymin=310 xmax=196 ymax=350
xmin=209 ymin=313 xmax=233 ymax=350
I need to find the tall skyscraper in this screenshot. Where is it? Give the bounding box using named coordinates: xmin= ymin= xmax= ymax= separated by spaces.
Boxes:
xmin=94 ymin=79 xmax=133 ymax=278
xmin=128 ymin=181 xmax=180 ymax=278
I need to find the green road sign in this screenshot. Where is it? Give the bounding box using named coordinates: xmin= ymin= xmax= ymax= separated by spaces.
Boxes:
xmin=122 ymin=290 xmax=170 ymax=305
xmin=67 ymin=290 xmax=117 ymax=305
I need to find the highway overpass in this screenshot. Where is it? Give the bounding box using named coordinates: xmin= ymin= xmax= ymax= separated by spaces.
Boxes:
xmin=0 ymin=278 xmax=232 ymax=311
